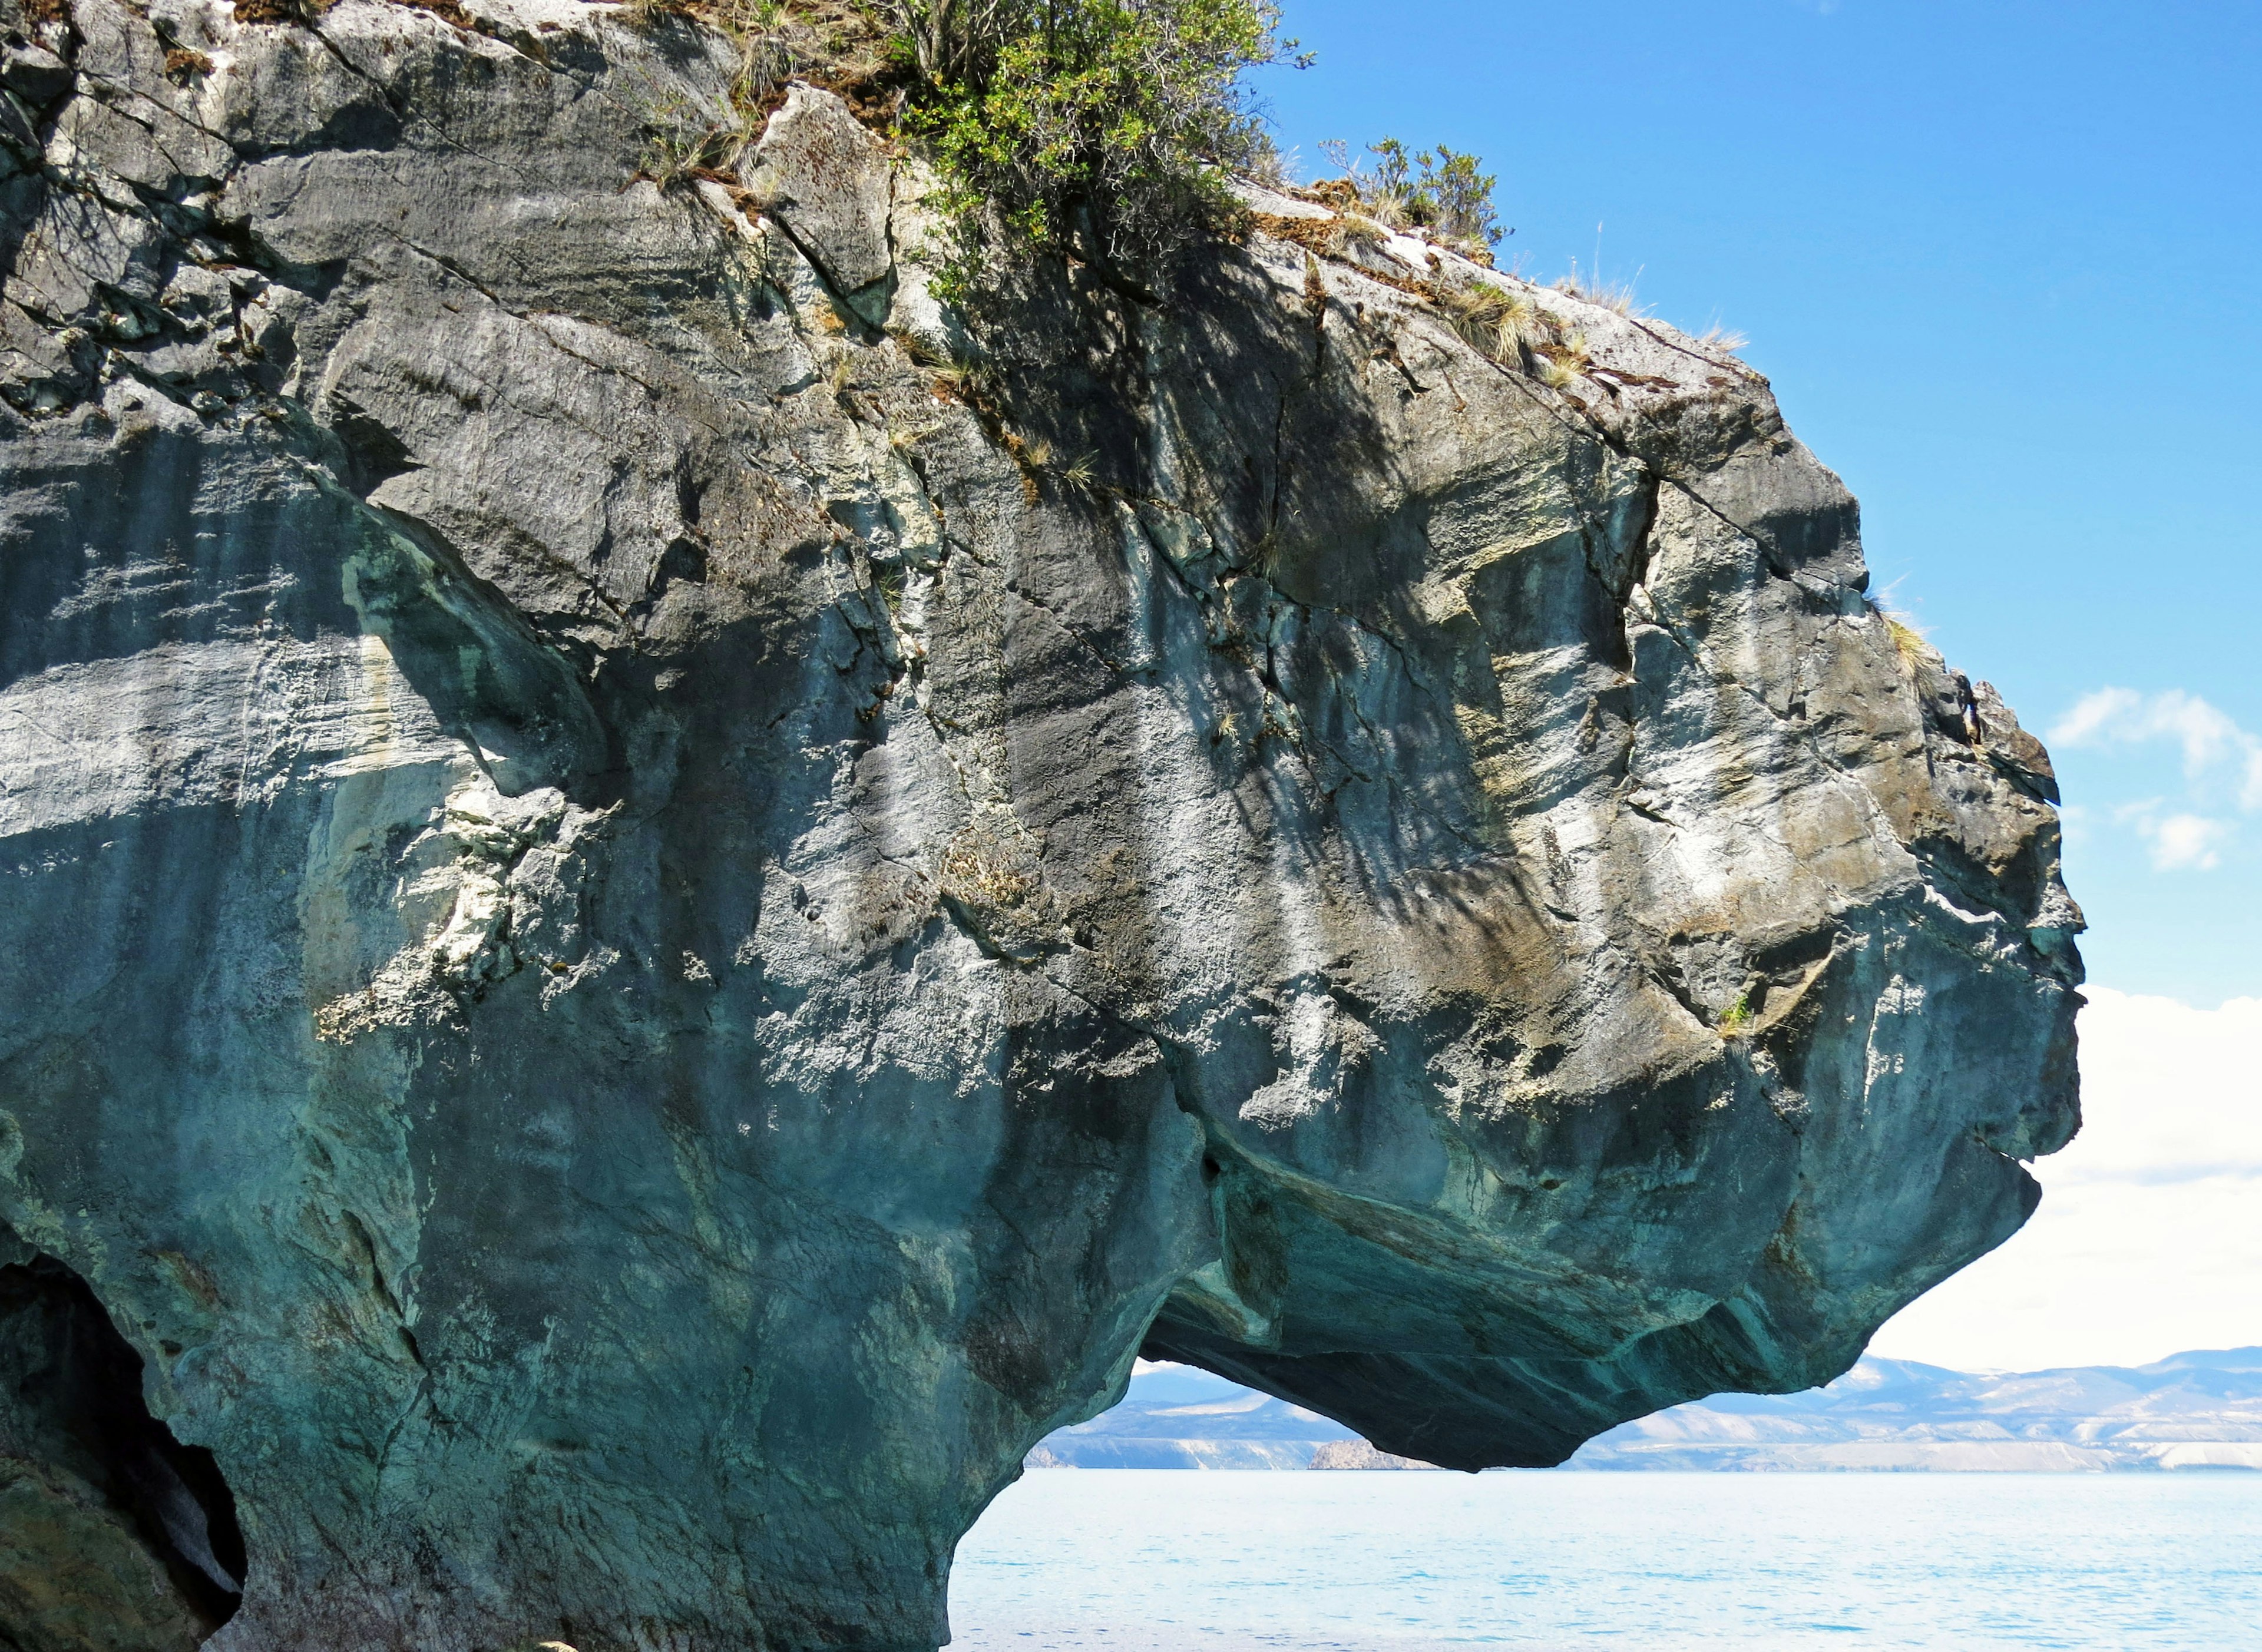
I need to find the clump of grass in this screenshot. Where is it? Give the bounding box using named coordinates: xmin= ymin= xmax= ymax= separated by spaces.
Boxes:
xmin=1429 ymin=280 xmax=1606 ymax=388
xmin=938 ymin=839 xmax=1036 ymax=911
xmin=629 ymin=0 xmax=886 ymax=107
xmin=889 ymin=329 xmax=996 ymax=405
xmin=1718 ymin=990 xmax=1754 ymax=1038
xmin=919 ymin=349 xmax=1003 ymax=432
xmin=1882 ymin=613 xmax=1932 ymax=668
xmin=928 ymin=359 xmax=984 ymax=398
xmin=1244 ymin=141 xmax=1299 ymax=190
xmin=1592 ymin=280 xmax=1645 ymax=317
xmin=1526 ymin=326 xmax=1591 ymax=388
xmin=1301 ymin=251 xmax=1330 ymax=323
xmin=1696 ymin=321 xmax=1750 ymax=352
xmin=636 ymin=89 xmax=749 ymax=191
xmin=1437 ymin=280 xmax=1536 ymax=360
xmin=991 ymin=428 xmax=1046 ymax=500
xmin=1338 ymin=214 xmax=1390 ymax=250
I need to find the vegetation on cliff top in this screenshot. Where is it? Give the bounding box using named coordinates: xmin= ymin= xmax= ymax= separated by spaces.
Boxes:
xmin=1317 ymin=137 xmax=1503 ymax=256
xmin=622 ymin=0 xmax=1501 ymax=297
xmin=882 ymin=0 xmax=1304 ymax=292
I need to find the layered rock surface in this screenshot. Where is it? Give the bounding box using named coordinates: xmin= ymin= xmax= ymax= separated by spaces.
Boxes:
xmin=0 ymin=1 xmax=2081 ymax=1647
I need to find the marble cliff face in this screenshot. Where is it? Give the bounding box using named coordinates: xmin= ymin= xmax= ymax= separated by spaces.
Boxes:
xmin=0 ymin=1 xmax=2082 ymax=1646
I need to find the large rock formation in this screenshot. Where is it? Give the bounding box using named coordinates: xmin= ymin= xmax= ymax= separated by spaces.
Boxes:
xmin=0 ymin=0 xmax=2081 ymax=1646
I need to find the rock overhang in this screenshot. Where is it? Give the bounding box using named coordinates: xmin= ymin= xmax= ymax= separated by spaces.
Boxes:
xmin=0 ymin=1 xmax=2078 ymax=1645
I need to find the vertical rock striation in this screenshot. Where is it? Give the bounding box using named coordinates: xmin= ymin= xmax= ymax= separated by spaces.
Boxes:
xmin=0 ymin=1 xmax=2079 ymax=1647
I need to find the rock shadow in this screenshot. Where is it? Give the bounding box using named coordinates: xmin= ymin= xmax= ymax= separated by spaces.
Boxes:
xmin=0 ymin=1249 xmax=245 ymax=1649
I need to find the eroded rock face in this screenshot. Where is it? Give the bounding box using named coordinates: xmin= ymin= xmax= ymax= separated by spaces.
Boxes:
xmin=0 ymin=1 xmax=2079 ymax=1647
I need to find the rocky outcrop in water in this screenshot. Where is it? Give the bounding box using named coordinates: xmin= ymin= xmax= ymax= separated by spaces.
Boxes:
xmin=0 ymin=1 xmax=2081 ymax=1646
xmin=1306 ymin=1440 xmax=1436 ymax=1471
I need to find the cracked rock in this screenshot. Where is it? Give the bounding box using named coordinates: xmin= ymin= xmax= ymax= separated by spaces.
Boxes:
xmin=742 ymin=79 xmax=899 ymax=323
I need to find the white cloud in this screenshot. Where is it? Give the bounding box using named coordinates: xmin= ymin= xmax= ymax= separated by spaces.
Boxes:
xmin=2053 ymin=987 xmax=2262 ymax=1183
xmin=2050 ymin=686 xmax=2145 ymax=749
xmin=2052 ymin=686 xmax=2262 ymax=807
xmin=1869 ymin=986 xmax=2262 ymax=1370
xmin=2141 ymin=811 xmax=2229 ymax=871
xmin=2051 ymin=688 xmax=2262 ymax=868
xmin=2111 ymin=800 xmax=2229 ymax=870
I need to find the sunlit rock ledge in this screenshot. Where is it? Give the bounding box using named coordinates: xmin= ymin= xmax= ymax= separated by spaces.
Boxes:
xmin=1 ymin=0 xmax=2079 ymax=1645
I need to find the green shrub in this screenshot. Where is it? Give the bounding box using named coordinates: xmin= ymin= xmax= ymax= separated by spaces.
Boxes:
xmin=881 ymin=0 xmax=1306 ymax=292
xmin=1320 ymin=137 xmax=1503 ymax=256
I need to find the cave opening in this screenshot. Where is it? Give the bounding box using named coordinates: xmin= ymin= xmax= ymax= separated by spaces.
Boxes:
xmin=0 ymin=1252 xmax=246 ymax=1642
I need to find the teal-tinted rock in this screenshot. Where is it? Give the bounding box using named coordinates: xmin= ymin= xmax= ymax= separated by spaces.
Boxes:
xmin=0 ymin=2 xmax=2079 ymax=1647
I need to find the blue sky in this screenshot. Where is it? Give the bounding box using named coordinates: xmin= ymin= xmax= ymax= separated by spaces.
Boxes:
xmin=1255 ymin=0 xmax=2262 ymax=1007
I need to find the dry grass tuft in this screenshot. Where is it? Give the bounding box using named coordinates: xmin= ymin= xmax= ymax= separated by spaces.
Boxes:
xmin=1338 ymin=214 xmax=1390 ymax=250
xmin=1882 ymin=614 xmax=1933 ymax=667
xmin=1553 ymin=269 xmax=1649 ymax=318
xmin=637 ymin=92 xmax=749 ymax=192
xmin=921 ymin=349 xmax=994 ymax=403
xmin=939 ymin=840 xmax=1035 ymax=911
xmin=1436 ymin=281 xmax=1534 ymax=360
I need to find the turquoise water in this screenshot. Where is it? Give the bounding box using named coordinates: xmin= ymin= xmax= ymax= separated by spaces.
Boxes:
xmin=947 ymin=1470 xmax=2262 ymax=1649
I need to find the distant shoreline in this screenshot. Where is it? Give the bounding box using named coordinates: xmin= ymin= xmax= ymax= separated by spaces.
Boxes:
xmin=1032 ymin=1348 xmax=2262 ymax=1473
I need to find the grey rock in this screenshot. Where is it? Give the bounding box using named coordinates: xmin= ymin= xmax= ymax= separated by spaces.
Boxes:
xmin=1 ymin=42 xmax=72 ymax=108
xmin=0 ymin=4 xmax=2080 ymax=1648
xmin=1307 ymin=1439 xmax=1438 ymax=1470
xmin=742 ymin=80 xmax=899 ymax=321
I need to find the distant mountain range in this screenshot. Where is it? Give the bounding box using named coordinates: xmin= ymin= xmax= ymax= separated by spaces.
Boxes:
xmin=1028 ymin=1349 xmax=2262 ymax=1471
xmin=1026 ymin=1363 xmax=1360 ymax=1469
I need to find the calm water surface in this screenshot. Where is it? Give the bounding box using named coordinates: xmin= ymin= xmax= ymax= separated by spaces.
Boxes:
xmin=947 ymin=1470 xmax=2262 ymax=1650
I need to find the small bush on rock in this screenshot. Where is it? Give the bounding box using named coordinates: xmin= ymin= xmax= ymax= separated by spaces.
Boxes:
xmin=1320 ymin=137 xmax=1504 ymax=257
xmin=881 ymin=0 xmax=1306 ymax=293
